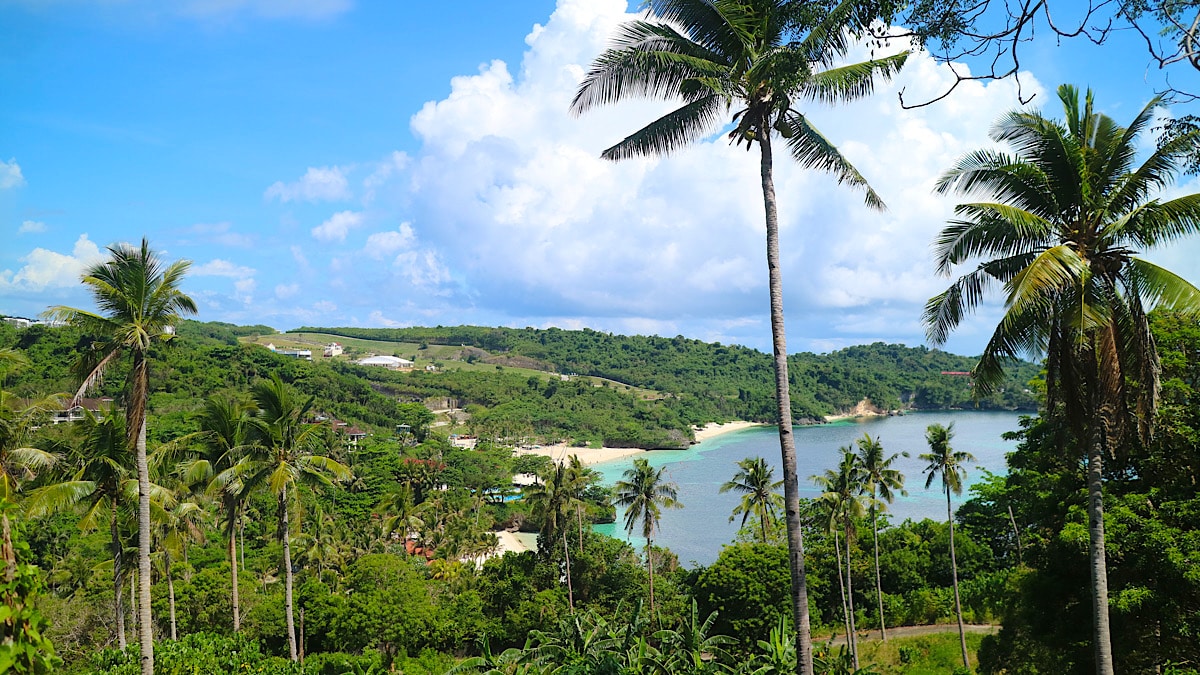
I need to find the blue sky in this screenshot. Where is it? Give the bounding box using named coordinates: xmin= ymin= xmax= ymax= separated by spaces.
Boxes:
xmin=2 ymin=0 xmax=1197 ymax=356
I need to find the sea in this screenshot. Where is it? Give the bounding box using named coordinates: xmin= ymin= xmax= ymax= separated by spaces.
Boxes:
xmin=590 ymin=410 xmax=1027 ymax=567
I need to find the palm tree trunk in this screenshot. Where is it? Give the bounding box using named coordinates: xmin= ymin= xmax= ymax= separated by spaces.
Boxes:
xmin=845 ymin=521 xmax=859 ymax=670
xmin=760 ymin=124 xmax=815 ymax=675
xmin=647 ymin=538 xmax=655 ymax=618
xmin=947 ymin=487 xmax=969 ymax=670
xmin=562 ymin=529 xmax=574 ymax=611
xmin=833 ymin=529 xmax=851 ymax=644
xmin=281 ymin=491 xmax=298 ymax=661
xmin=1088 ymin=424 xmax=1115 ymax=675
xmin=135 ymin=405 xmax=154 ymax=675
xmin=2 ymin=513 xmax=15 ymax=583
xmin=111 ymin=515 xmax=127 ymax=651
xmin=229 ymin=526 xmax=240 ymax=632
xmin=167 ymin=559 xmax=176 ymax=641
xmin=872 ymin=505 xmax=887 ymax=641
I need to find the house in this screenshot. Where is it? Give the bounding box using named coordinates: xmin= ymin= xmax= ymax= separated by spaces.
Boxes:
xmin=355 ymin=355 xmax=413 ymax=370
xmin=323 ymin=343 xmax=344 ymax=357
xmin=2 ymin=317 xmax=33 ymax=329
xmin=52 ymin=397 xmax=115 ymax=424
xmin=277 ymin=348 xmax=312 ymax=360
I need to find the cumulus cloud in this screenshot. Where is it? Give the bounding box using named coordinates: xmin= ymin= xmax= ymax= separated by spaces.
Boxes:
xmin=312 ymin=210 xmax=363 ymax=242
xmin=363 ymin=222 xmax=416 ymax=259
xmin=275 ymin=283 xmax=300 ymax=299
xmin=18 ymin=220 xmax=46 ymax=234
xmin=385 ymin=0 xmax=1045 ymax=350
xmin=192 ymin=259 xmax=257 ymax=278
xmin=0 ymin=235 xmax=105 ymax=291
xmin=266 ymin=166 xmax=352 ymax=203
xmin=0 ymin=159 xmax=25 ymax=190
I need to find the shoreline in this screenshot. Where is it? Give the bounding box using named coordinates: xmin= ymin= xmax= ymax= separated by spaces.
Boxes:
xmin=511 ymin=420 xmax=766 ymax=467
xmin=692 ymin=420 xmax=767 ymax=442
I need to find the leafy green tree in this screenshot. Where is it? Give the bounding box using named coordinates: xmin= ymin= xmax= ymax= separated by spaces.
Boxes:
xmin=223 ymin=374 xmax=350 ymax=661
xmin=0 ymin=390 xmax=58 ymax=579
xmin=694 ymin=542 xmax=791 ymax=647
xmin=720 ymin=457 xmax=784 ymax=543
xmin=921 ymin=423 xmax=974 ymax=670
xmin=571 ymin=3 xmax=906 ymax=669
xmin=923 ymin=84 xmax=1200 ymax=675
xmin=813 ymin=450 xmax=865 ymax=669
xmin=853 ymin=433 xmax=905 ymax=640
xmin=47 ymin=237 xmax=197 ymax=675
xmin=613 ymin=457 xmax=680 ymax=617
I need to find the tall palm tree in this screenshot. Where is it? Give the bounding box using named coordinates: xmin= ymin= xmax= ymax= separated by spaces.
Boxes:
xmin=812 ymin=449 xmax=865 ymax=669
xmin=920 ymin=423 xmax=974 ymax=671
xmin=27 ymin=409 xmax=135 ymax=649
xmin=720 ymin=456 xmax=784 ymax=542
xmin=178 ymin=394 xmax=252 ymax=631
xmin=0 ymin=392 xmax=58 ymax=580
xmin=923 ymin=84 xmax=1200 ymax=675
xmin=572 ymin=5 xmax=905 ymax=670
xmin=854 ymin=433 xmax=905 ymax=640
xmin=524 ymin=458 xmax=586 ymax=610
xmin=613 ymin=457 xmax=680 ymax=617
xmin=221 ymin=374 xmax=349 ymax=661
xmin=46 ymin=238 xmax=196 ymax=675
xmin=153 ymin=500 xmax=205 ymax=641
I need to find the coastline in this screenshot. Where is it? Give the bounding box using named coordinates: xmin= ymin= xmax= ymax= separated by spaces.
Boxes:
xmin=512 ymin=443 xmax=647 ymax=467
xmin=692 ymin=420 xmax=767 ymax=442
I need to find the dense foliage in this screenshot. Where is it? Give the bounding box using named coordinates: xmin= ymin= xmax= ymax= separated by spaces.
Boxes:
xmin=292 ymin=325 xmax=1039 ymax=420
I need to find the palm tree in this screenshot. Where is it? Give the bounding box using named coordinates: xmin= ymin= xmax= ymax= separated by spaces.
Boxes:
xmin=921 ymin=423 xmax=974 ymax=671
xmin=720 ymin=456 xmax=784 ymax=542
xmin=923 ymin=84 xmax=1200 ymax=675
xmin=613 ymin=457 xmax=680 ymax=617
xmin=27 ymin=409 xmax=134 ymax=649
xmin=153 ymin=500 xmax=205 ymax=641
xmin=854 ymin=433 xmax=905 ymax=640
xmin=812 ymin=449 xmax=865 ymax=669
xmin=0 ymin=391 xmax=58 ymax=580
xmin=572 ymin=5 xmax=906 ymax=671
xmin=221 ymin=374 xmax=349 ymax=661
xmin=523 ymin=458 xmax=585 ymax=610
xmin=46 ymin=238 xmax=196 ymax=675
xmin=178 ymin=394 xmax=252 ymax=631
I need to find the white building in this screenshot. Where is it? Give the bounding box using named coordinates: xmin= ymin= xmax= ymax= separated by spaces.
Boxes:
xmin=324 ymin=342 xmax=344 ymax=357
xmin=355 ymin=355 xmax=413 ymax=370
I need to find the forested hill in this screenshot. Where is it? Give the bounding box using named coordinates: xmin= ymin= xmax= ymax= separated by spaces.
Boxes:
xmin=292 ymin=325 xmax=1040 ymax=420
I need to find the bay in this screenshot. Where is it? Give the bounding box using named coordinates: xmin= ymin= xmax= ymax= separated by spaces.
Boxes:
xmin=591 ymin=410 xmax=1025 ymax=567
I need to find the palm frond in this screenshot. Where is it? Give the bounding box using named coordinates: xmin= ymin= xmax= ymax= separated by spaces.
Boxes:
xmin=796 ymin=52 xmax=908 ymax=105
xmin=780 ymin=111 xmax=883 ymax=210
xmin=601 ymin=95 xmax=726 ymax=160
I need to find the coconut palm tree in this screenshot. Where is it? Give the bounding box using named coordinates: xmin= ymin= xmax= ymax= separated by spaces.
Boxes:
xmin=524 ymin=458 xmax=586 ymax=610
xmin=812 ymin=449 xmax=865 ymax=669
xmin=572 ymin=5 xmax=906 ymax=670
xmin=720 ymin=456 xmax=784 ymax=543
xmin=854 ymin=433 xmax=905 ymax=640
xmin=27 ymin=409 xmax=136 ymax=649
xmin=0 ymin=392 xmax=58 ymax=580
xmin=220 ymin=374 xmax=349 ymax=661
xmin=613 ymin=457 xmax=681 ymax=617
xmin=46 ymin=238 xmax=196 ymax=675
xmin=921 ymin=423 xmax=974 ymax=671
xmin=153 ymin=500 xmax=205 ymax=641
xmin=923 ymin=84 xmax=1200 ymax=675
xmin=178 ymin=394 xmax=253 ymax=631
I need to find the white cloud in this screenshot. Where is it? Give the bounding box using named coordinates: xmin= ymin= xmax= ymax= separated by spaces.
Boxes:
xmin=313 ymin=300 xmax=337 ymax=312
xmin=368 ymin=310 xmax=403 ymax=327
xmin=290 ymin=245 xmax=310 ymax=267
xmin=265 ymin=166 xmax=352 ymax=203
xmin=364 ymin=222 xmax=415 ymax=259
xmin=362 ymin=151 xmax=409 ymax=203
xmin=275 ymin=283 xmax=300 ymax=299
xmin=0 ymin=159 xmax=25 ymax=190
xmin=18 ymin=220 xmax=46 ymax=234
xmin=192 ymin=259 xmax=256 ymax=279
xmin=312 ymin=210 xmax=363 ymax=242
xmin=0 ymin=235 xmax=105 ymax=291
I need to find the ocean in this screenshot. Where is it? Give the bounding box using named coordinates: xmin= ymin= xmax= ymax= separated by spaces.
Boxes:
xmin=590 ymin=410 xmax=1027 ymax=567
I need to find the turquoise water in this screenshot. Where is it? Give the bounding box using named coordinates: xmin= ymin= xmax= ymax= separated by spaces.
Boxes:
xmin=591 ymin=410 xmax=1025 ymax=567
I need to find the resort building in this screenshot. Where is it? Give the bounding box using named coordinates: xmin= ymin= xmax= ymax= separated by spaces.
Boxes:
xmin=324 ymin=342 xmax=344 ymax=357
xmin=355 ymin=355 xmax=414 ymax=370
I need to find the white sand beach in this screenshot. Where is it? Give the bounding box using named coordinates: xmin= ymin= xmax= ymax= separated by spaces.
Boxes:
xmin=692 ymin=420 xmax=766 ymax=442
xmin=493 ymin=530 xmax=538 ymax=555
xmin=513 ymin=443 xmax=646 ymax=466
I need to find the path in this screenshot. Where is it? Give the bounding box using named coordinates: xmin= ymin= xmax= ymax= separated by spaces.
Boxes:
xmin=824 ymin=624 xmax=998 ymax=646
